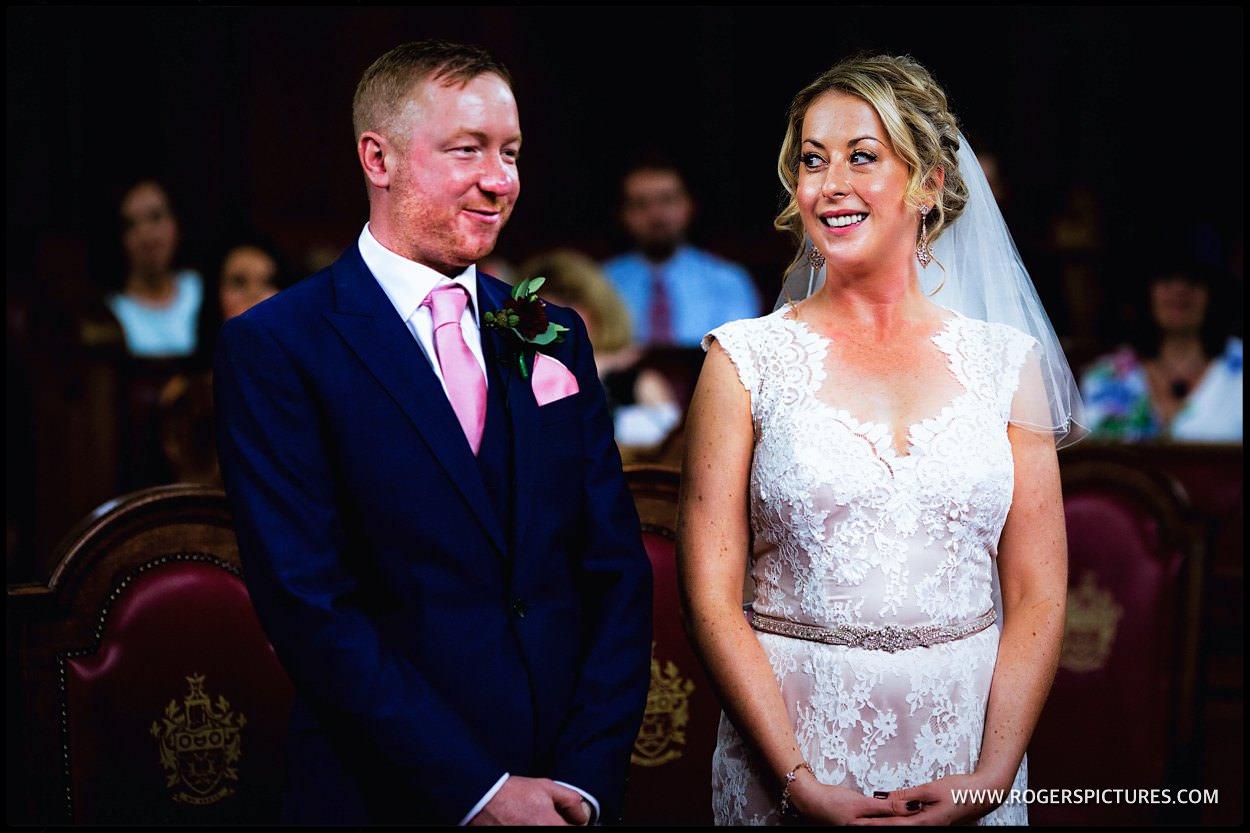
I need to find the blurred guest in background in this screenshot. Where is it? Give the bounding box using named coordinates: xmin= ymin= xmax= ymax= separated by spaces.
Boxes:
xmin=193 ymin=230 xmax=296 ymax=368
xmin=603 ymin=159 xmax=760 ymax=347
xmin=107 ymin=179 xmax=204 ymax=489
xmin=1081 ymin=257 xmax=1242 ymax=442
xmin=159 ymin=230 xmax=295 ymax=483
xmin=522 ymin=249 xmax=680 ymax=447
xmin=107 ymin=180 xmax=203 ymax=358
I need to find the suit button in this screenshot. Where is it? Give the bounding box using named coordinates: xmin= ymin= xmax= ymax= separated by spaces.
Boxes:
xmin=511 ymin=598 xmax=528 ymax=619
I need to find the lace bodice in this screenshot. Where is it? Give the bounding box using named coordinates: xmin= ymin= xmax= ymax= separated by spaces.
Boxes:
xmin=705 ymin=309 xmax=1036 ymax=629
xmin=704 ymin=308 xmax=1036 ymax=826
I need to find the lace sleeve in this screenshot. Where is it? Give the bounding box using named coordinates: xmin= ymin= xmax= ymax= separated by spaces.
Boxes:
xmin=702 ymin=320 xmax=759 ymax=408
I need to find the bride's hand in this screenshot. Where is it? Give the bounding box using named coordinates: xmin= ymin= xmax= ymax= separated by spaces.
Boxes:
xmin=788 ymin=769 xmax=922 ymax=825
xmin=853 ymin=773 xmax=1003 ymax=825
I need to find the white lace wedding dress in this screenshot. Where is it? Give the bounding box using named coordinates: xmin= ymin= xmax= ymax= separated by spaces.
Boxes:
xmin=704 ymin=308 xmax=1033 ymax=825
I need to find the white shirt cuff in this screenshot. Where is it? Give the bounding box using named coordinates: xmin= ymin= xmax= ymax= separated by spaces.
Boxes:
xmin=457 ymin=774 xmax=600 ymax=825
xmin=459 ymin=772 xmax=510 ymax=826
xmin=554 ymin=781 xmax=600 ymax=825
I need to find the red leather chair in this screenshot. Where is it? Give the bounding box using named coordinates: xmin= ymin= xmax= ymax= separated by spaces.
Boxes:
xmin=1028 ymin=452 xmax=1203 ymax=824
xmin=1145 ymin=443 xmax=1243 ymax=826
xmin=621 ymin=465 xmax=721 ymax=825
xmin=7 ymin=485 xmax=293 ymax=825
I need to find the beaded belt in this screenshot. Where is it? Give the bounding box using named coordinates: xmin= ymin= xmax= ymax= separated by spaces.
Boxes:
xmin=745 ymin=607 xmax=996 ymax=653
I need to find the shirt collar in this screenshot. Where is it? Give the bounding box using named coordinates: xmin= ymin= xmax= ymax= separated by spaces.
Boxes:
xmin=358 ymin=224 xmax=479 ymax=323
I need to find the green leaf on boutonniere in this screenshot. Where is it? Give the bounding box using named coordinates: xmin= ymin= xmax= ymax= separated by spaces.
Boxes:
xmin=529 ymin=324 xmax=567 ymax=347
xmin=510 ymin=276 xmax=545 ymax=301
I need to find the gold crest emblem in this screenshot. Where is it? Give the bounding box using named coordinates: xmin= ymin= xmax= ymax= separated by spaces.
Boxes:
xmin=1060 ymin=571 xmax=1124 ymax=672
xmin=632 ymin=644 xmax=695 ymax=767
xmin=150 ymin=674 xmax=247 ymax=805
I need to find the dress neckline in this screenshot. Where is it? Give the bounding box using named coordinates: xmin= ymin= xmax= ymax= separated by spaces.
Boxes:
xmin=775 ymin=310 xmax=971 ymax=467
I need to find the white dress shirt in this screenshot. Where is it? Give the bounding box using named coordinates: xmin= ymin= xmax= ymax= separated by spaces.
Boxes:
xmin=357 ymin=225 xmax=600 ymax=825
xmin=359 ymin=225 xmax=489 ymax=394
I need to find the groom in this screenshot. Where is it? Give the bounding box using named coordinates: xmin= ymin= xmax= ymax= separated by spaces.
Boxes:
xmin=215 ymin=40 xmax=652 ymax=825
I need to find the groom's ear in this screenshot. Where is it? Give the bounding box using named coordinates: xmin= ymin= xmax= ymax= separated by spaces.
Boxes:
xmin=358 ymin=132 xmax=391 ymax=188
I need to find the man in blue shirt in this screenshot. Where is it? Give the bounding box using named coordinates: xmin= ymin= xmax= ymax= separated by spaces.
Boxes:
xmin=603 ymin=162 xmax=760 ymax=347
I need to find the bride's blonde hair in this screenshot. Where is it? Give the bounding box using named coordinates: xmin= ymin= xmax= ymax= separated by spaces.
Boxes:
xmin=775 ymin=54 xmax=969 ymax=273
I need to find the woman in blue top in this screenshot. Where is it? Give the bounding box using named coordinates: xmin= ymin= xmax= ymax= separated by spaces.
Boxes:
xmin=106 ymin=180 xmax=203 ymax=358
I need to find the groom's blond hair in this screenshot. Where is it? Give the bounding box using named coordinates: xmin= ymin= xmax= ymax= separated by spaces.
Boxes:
xmin=352 ymin=39 xmax=513 ymax=144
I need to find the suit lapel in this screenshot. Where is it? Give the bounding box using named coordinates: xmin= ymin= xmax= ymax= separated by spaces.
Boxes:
xmin=477 ymin=277 xmax=538 ymax=552
xmin=325 ymin=247 xmax=506 ymax=557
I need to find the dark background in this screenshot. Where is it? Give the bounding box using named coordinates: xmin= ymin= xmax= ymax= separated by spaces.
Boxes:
xmin=7 ymin=5 xmax=1244 ymax=304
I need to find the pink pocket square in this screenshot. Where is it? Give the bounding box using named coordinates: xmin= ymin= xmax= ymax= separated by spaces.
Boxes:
xmin=532 ymin=353 xmax=579 ymax=406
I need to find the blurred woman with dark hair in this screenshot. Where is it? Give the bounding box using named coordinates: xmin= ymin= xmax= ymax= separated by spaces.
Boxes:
xmin=159 ymin=230 xmax=296 ymax=483
xmin=189 ymin=230 xmax=297 ymax=371
xmin=107 ymin=180 xmax=203 ymax=358
xmin=1081 ymin=258 xmax=1242 ymax=441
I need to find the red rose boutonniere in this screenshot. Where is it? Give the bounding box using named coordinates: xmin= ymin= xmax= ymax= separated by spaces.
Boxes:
xmin=482 ymin=276 xmax=569 ymax=378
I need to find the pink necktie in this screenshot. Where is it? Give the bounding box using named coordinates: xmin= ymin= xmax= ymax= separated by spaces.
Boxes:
xmin=423 ymin=284 xmax=486 ymax=455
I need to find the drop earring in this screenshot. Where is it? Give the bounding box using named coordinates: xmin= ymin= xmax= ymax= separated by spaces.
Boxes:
xmin=807 ymin=243 xmax=826 ymax=272
xmin=806 ymin=243 xmax=825 ymax=299
xmin=916 ymin=205 xmax=934 ymax=268
xmin=786 ymin=242 xmax=826 ymax=316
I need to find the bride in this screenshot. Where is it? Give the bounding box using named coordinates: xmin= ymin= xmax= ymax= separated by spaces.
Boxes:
xmin=677 ymin=54 xmax=1083 ymax=825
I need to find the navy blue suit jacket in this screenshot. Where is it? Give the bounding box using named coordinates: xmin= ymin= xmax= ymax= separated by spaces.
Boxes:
xmin=214 ymin=244 xmax=653 ymax=824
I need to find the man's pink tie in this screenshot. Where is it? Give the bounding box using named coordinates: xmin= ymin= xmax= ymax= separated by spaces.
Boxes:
xmin=423 ymin=284 xmax=486 ymax=455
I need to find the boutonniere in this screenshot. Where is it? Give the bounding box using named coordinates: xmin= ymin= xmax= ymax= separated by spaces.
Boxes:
xmin=482 ymin=276 xmax=569 ymax=378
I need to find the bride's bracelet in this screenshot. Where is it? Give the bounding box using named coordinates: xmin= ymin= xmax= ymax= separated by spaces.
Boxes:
xmin=779 ymin=760 xmax=814 ymax=816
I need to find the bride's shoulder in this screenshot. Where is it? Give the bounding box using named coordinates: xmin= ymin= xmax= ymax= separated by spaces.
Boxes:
xmin=700 ymin=307 xmax=792 ymax=354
